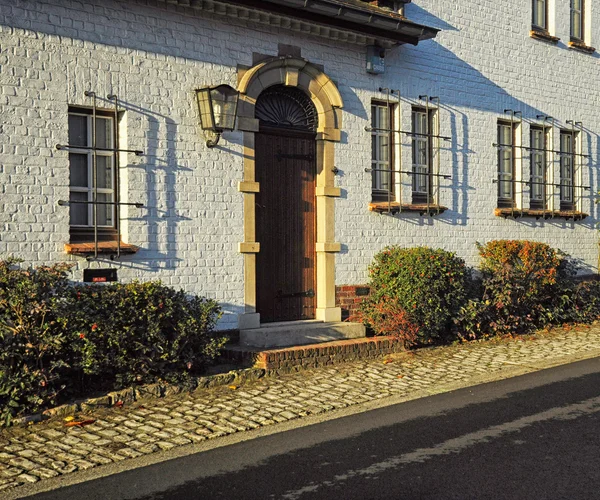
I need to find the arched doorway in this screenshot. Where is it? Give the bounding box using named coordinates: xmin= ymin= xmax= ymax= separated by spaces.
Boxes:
xmin=235 ymin=57 xmax=344 ymax=330
xmin=255 ymin=85 xmax=318 ymax=322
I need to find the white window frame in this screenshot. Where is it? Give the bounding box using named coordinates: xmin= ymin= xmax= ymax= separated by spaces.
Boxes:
xmin=371 ymin=102 xmax=394 ymax=201
xmin=68 ymin=111 xmax=116 ymax=229
xmin=571 ymin=0 xmax=584 ymax=40
xmin=411 ymin=107 xmax=437 ymax=203
xmin=530 ymin=126 xmax=550 ymax=209
xmin=559 ymin=130 xmax=579 ymax=210
xmin=498 ymin=121 xmax=516 ymax=207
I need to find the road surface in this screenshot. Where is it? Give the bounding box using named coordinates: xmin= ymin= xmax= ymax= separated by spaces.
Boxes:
xmin=27 ymin=357 xmax=600 ymax=499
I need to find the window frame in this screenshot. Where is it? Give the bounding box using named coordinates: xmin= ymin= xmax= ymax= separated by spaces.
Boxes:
xmin=370 ymin=101 xmax=395 ymax=203
xmin=532 ymin=0 xmax=548 ymax=30
xmin=571 ymin=0 xmax=584 ymax=41
xmin=411 ymin=107 xmax=435 ymax=204
xmin=559 ymin=129 xmax=578 ymax=211
xmin=68 ymin=106 xmax=118 ymax=243
xmin=529 ymin=126 xmax=550 ymax=210
xmin=497 ymin=120 xmax=517 ymax=208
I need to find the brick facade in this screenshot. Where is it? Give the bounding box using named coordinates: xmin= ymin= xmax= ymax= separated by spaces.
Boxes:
xmin=1 ymin=0 xmax=599 ymax=330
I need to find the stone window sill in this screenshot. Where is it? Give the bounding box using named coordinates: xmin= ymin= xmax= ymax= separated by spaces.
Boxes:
xmin=569 ymin=40 xmax=596 ymax=54
xmin=530 ymin=29 xmax=560 ymax=44
xmin=369 ymin=202 xmax=448 ymax=215
xmin=495 ymin=207 xmax=587 ymax=220
xmin=65 ymin=241 xmax=139 ymax=256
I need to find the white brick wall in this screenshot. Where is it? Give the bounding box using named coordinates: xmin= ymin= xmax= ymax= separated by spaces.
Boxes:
xmin=1 ymin=0 xmax=599 ymax=329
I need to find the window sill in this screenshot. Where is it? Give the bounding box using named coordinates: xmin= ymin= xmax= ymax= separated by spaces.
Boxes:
xmin=529 ymin=29 xmax=560 ymax=44
xmin=65 ymin=241 xmax=139 ymax=256
xmin=369 ymin=202 xmax=448 ymax=215
xmin=568 ymin=40 xmax=596 ymax=54
xmin=494 ymin=208 xmax=588 ymax=220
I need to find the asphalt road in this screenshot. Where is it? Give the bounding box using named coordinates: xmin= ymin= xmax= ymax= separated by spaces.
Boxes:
xmin=27 ymin=357 xmax=600 ymax=500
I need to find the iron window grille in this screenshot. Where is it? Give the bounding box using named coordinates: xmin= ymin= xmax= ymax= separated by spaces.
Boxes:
xmin=493 ymin=114 xmax=589 ymax=218
xmin=529 ymin=125 xmax=551 ymax=210
xmin=57 ymin=91 xmax=145 ymax=259
xmin=411 ymin=106 xmax=436 ymax=204
xmin=496 ymin=118 xmax=519 ymax=209
xmin=560 ymin=125 xmax=580 ymax=211
xmin=371 ymin=101 xmax=394 ymax=202
xmin=364 ymin=89 xmax=451 ymax=215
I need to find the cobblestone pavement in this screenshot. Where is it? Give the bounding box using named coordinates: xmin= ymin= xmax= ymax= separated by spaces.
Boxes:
xmin=2 ymin=325 xmax=600 ymax=493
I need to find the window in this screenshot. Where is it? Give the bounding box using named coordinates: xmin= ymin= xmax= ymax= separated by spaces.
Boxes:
xmin=532 ymin=0 xmax=547 ymax=30
xmin=371 ymin=102 xmax=394 ymax=202
xmin=571 ymin=0 xmax=584 ymax=40
xmin=559 ymin=130 xmax=578 ymax=210
xmin=530 ymin=127 xmax=549 ymax=209
xmin=68 ymin=108 xmax=117 ymax=242
xmin=497 ymin=121 xmax=517 ymax=208
xmin=411 ymin=108 xmax=435 ymax=204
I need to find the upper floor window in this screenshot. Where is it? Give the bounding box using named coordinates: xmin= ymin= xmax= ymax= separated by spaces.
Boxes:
xmin=411 ymin=107 xmax=435 ymax=204
xmin=571 ymin=0 xmax=584 ymax=40
xmin=371 ymin=102 xmax=394 ymax=202
xmin=497 ymin=121 xmax=517 ymax=208
xmin=530 ymin=126 xmax=550 ymax=210
xmin=68 ymin=108 xmax=117 ymax=242
xmin=532 ymin=0 xmax=547 ymax=30
xmin=559 ymin=130 xmax=578 ymax=210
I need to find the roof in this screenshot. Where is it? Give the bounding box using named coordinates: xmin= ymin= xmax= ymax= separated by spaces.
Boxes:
xmin=158 ymin=0 xmax=439 ymax=47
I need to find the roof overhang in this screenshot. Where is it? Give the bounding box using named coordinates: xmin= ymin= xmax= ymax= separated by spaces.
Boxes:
xmin=158 ymin=0 xmax=439 ymax=48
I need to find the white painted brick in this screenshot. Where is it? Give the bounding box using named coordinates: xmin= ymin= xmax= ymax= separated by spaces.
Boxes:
xmin=1 ymin=0 xmax=599 ymax=330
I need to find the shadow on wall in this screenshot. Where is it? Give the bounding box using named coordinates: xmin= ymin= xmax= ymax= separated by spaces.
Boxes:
xmin=112 ymin=99 xmax=192 ymax=273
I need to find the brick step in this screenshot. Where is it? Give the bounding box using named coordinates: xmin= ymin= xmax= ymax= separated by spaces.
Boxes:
xmin=223 ymin=336 xmax=406 ymax=371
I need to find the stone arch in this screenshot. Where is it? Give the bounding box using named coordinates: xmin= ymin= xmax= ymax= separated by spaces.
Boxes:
xmin=236 ymin=57 xmax=343 ymax=329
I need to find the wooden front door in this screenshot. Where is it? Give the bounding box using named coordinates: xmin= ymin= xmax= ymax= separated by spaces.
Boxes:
xmin=255 ymin=129 xmax=316 ymax=323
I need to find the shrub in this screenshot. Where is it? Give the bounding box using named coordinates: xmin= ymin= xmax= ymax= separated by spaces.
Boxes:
xmin=360 ymin=247 xmax=469 ymax=344
xmin=354 ymin=298 xmax=419 ymax=347
xmin=0 ymin=259 xmax=73 ymax=425
xmin=60 ymin=281 xmax=225 ymax=392
xmin=0 ymin=259 xmax=225 ymax=425
xmin=455 ymin=240 xmax=576 ymax=339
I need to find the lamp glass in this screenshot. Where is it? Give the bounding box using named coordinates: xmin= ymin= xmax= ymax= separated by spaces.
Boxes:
xmin=209 ymin=85 xmax=239 ymax=131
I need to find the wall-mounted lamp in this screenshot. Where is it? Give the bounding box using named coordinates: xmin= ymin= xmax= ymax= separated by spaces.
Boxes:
xmin=195 ymin=84 xmax=239 ymax=147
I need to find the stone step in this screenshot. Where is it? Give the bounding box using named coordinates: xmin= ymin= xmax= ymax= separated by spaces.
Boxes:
xmin=223 ymin=336 xmax=405 ymax=372
xmin=239 ymin=320 xmax=366 ymax=348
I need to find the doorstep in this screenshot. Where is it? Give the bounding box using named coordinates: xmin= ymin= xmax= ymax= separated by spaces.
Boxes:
xmin=239 ymin=320 xmax=366 ymax=348
xmin=223 ymin=335 xmax=406 ymax=371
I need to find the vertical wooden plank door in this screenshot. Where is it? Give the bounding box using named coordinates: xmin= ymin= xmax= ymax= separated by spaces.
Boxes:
xmin=255 ymin=131 xmax=316 ymax=322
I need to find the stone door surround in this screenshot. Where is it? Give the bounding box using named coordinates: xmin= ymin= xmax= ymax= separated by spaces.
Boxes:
xmin=236 ymin=56 xmax=343 ymax=329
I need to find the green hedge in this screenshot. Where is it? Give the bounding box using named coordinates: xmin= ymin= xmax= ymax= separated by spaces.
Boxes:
xmin=358 ymin=247 xmax=469 ymax=345
xmin=455 ymin=240 xmax=600 ymax=339
xmin=0 ymin=259 xmax=225 ymax=425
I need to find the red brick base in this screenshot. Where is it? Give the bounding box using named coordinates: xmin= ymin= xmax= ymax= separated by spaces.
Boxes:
xmin=225 ymin=336 xmax=405 ymax=371
xmin=336 ymin=284 xmax=371 ymax=321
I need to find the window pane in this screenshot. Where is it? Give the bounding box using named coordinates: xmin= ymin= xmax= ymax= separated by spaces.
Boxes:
xmin=69 ymin=153 xmax=89 ymax=187
xmin=378 ymin=107 xmax=389 ymax=129
xmin=378 ymin=135 xmax=389 ymax=162
xmin=96 ymin=192 xmax=114 ymax=226
xmin=372 ymin=135 xmax=377 ymax=161
xmin=69 ymin=191 xmax=88 ymax=226
xmin=534 ymin=0 xmax=546 ymax=27
xmin=95 ymin=117 xmax=113 ymax=149
xmin=68 ymin=115 xmax=88 ymax=147
xmin=371 ymin=105 xmax=376 ymax=129
xmin=96 ymin=156 xmax=113 ymax=189
xmin=572 ymin=12 xmax=582 ymax=38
